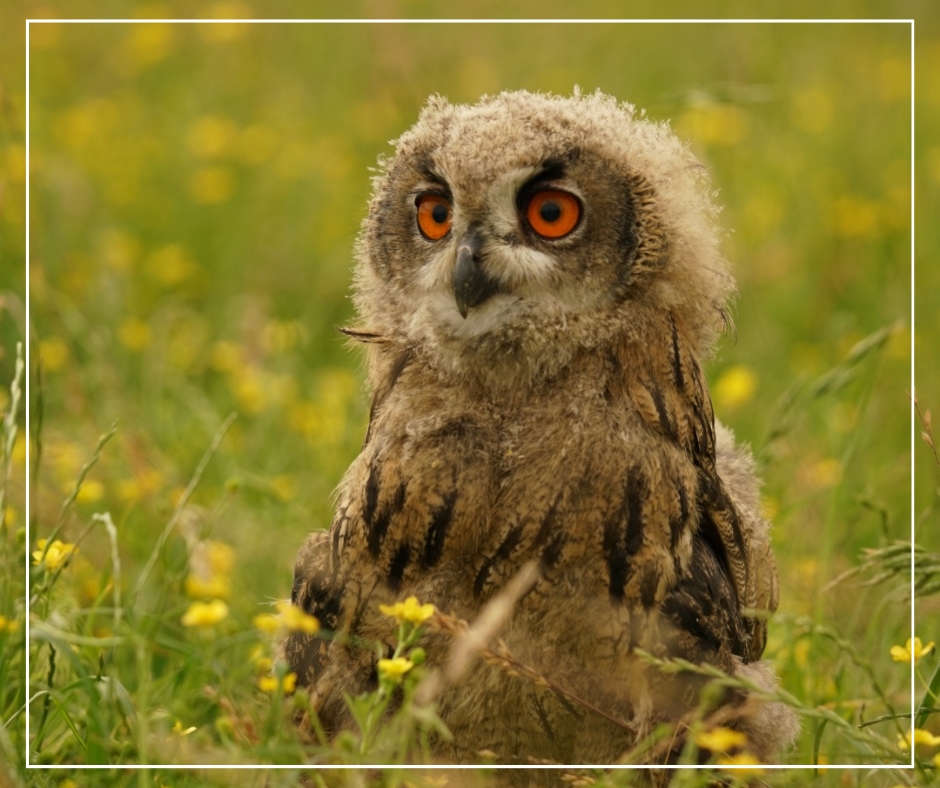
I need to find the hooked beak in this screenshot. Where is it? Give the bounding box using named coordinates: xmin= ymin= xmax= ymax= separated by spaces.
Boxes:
xmin=453 ymin=229 xmax=501 ymax=318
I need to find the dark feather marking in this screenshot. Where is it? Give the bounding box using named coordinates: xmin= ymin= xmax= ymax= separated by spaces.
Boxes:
xmin=648 ymin=383 xmax=677 ymax=441
xmin=387 ymin=542 xmax=411 ymax=592
xmin=538 ymin=158 xmax=568 ymax=181
xmin=623 ymin=472 xmax=646 ymax=558
xmin=532 ymin=495 xmax=562 ymax=550
xmin=695 ymin=476 xmax=747 ymax=609
xmin=296 ymin=577 xmax=343 ymax=631
xmin=368 ymin=481 xmax=407 ymax=557
xmin=363 ymin=463 xmax=380 ymax=528
xmin=474 ymin=525 xmax=524 ymax=597
xmin=669 ymin=484 xmax=690 ymax=551
xmin=699 ymin=475 xmax=748 ymax=573
xmin=422 ymin=487 xmax=458 ymax=568
xmin=661 ymin=536 xmax=742 ymax=656
xmin=531 ymin=692 xmax=559 ymax=746
xmin=639 ymin=569 xmax=660 ymax=609
xmin=604 ymin=472 xmax=645 ymax=601
xmin=602 ymin=508 xmax=628 ymax=602
xmin=332 ymin=505 xmax=350 ymax=564
xmin=539 ymin=531 xmax=566 ymax=570
xmin=670 ymin=316 xmax=685 ymax=391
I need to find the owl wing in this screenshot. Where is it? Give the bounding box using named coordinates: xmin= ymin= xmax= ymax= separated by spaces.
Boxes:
xmin=623 ymin=314 xmax=772 ymax=665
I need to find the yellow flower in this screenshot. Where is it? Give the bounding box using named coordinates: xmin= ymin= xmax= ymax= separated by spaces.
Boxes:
xmin=145 ymin=244 xmax=196 ymax=287
xmin=186 ymin=114 xmax=237 ymax=159
xmin=713 ymin=365 xmax=757 ymax=411
xmin=379 ymin=596 xmax=436 ymax=625
xmin=935 ymin=752 xmax=940 ymax=768
xmin=190 ymin=165 xmax=235 ymax=204
xmin=694 ymin=727 xmax=748 ymax=753
xmin=210 ymin=340 xmax=242 ymax=372
xmin=377 ymin=657 xmax=414 ymax=683
xmin=38 ymin=337 xmax=69 ymax=372
xmin=811 ymin=457 xmax=842 ymax=489
xmin=275 ymin=601 xmax=320 ymax=634
xmin=76 ymin=479 xmax=105 ymax=503
xmin=890 ymin=637 xmax=935 ymax=665
xmin=271 ymin=474 xmax=297 ymax=501
xmin=204 ymin=540 xmax=235 ymax=575
xmin=172 ymin=721 xmax=196 ymax=736
xmin=180 ymin=599 xmax=229 ymax=628
xmin=184 ymin=574 xmax=231 ymax=600
xmin=897 ymin=728 xmax=940 ymax=750
xmin=716 ymin=752 xmax=764 ymax=775
xmin=32 ymin=539 xmax=78 ymax=571
xmin=118 ymin=318 xmax=152 ymax=351
xmin=252 ymin=612 xmax=281 ymax=633
xmin=258 ymin=672 xmax=297 ymax=693
xmin=252 ymin=603 xmax=319 ymax=634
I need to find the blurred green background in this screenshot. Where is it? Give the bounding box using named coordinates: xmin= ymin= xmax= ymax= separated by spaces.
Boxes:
xmin=1 ymin=1 xmax=938 ymax=774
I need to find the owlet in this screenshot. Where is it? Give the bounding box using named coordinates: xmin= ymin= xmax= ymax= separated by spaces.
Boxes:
xmin=282 ymin=90 xmax=798 ymax=768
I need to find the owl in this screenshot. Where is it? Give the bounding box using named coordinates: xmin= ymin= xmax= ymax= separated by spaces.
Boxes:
xmin=283 ymin=90 xmax=798 ymax=769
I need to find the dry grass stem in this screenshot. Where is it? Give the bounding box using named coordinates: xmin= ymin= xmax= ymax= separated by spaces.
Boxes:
xmin=416 ymin=561 xmax=637 ymax=737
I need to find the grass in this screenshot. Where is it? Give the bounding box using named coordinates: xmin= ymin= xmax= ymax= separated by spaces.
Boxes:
xmin=1 ymin=5 xmax=938 ymax=787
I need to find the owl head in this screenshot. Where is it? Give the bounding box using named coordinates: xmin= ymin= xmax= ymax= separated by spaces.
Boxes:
xmin=353 ymin=90 xmax=734 ymax=390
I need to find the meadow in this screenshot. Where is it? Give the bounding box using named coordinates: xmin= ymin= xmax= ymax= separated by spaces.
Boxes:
xmin=1 ymin=6 xmax=939 ymax=788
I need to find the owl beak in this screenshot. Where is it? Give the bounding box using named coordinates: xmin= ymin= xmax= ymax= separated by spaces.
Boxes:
xmin=453 ymin=229 xmax=500 ymax=318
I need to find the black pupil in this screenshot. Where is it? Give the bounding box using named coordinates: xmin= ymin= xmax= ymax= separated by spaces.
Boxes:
xmin=539 ymin=201 xmax=561 ymax=223
xmin=431 ymin=203 xmax=448 ymax=224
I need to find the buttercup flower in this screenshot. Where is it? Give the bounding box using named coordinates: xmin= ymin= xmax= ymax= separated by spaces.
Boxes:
xmin=716 ymin=752 xmax=765 ymax=775
xmin=252 ymin=612 xmax=281 ymax=632
xmin=377 ymin=657 xmax=414 ymax=683
xmin=184 ymin=574 xmax=231 ymax=600
xmin=251 ymin=603 xmax=319 ymax=634
xmin=276 ymin=601 xmax=320 ymax=634
xmin=258 ymin=672 xmax=297 ymax=693
xmin=180 ymin=599 xmax=229 ymax=627
xmin=32 ymin=538 xmax=78 ymax=571
xmin=694 ymin=727 xmax=748 ymax=753
xmin=890 ymin=637 xmax=935 ymax=665
xmin=379 ymin=596 xmax=435 ymax=625
xmin=897 ymin=728 xmax=940 ymax=750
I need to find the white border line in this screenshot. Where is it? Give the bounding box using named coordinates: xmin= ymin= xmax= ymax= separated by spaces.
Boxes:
xmin=909 ymin=19 xmax=917 ymax=773
xmin=24 ymin=15 xmax=31 ymax=769
xmin=22 ymin=16 xmax=917 ymax=774
xmin=24 ymin=17 xmax=915 ymax=23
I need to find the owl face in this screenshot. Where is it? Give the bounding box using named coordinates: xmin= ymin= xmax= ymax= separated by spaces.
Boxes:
xmin=354 ymin=91 xmax=732 ymax=389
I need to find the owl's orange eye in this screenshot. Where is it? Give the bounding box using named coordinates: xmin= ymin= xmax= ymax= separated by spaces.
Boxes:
xmin=416 ymin=194 xmax=452 ymax=240
xmin=525 ymin=190 xmax=581 ymax=239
